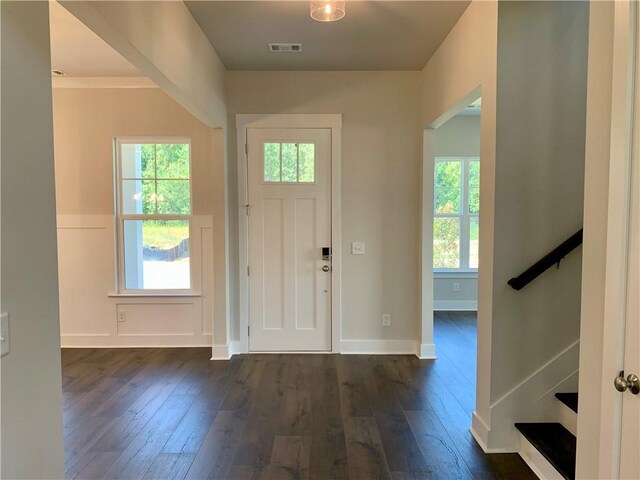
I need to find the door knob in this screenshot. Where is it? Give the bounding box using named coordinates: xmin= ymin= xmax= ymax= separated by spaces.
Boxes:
xmin=322 ymin=265 xmax=331 ymax=272
xmin=614 ymin=371 xmax=640 ymax=394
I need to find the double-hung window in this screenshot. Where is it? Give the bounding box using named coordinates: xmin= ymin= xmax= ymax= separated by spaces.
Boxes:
xmin=115 ymin=138 xmax=193 ymax=292
xmin=433 ymin=158 xmax=479 ymax=271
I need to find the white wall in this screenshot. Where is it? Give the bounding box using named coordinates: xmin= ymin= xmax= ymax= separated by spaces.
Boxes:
xmin=492 ymin=0 xmax=588 ymax=399
xmin=226 ymin=71 xmax=423 ymax=350
xmin=435 ymin=115 xmax=481 ymax=158
xmin=1 ymin=2 xmax=64 ymax=477
xmin=434 ymin=115 xmax=481 ymax=309
xmin=488 ymin=0 xmax=588 ymax=448
xmin=52 ymin=88 xmax=224 ymax=347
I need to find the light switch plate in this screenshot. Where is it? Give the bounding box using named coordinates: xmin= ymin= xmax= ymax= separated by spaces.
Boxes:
xmin=351 ymin=242 xmax=365 ymax=255
xmin=1 ymin=312 xmax=10 ymax=357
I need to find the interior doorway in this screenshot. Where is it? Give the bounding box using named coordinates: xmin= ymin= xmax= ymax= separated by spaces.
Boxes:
xmin=421 ymin=93 xmax=482 ymax=420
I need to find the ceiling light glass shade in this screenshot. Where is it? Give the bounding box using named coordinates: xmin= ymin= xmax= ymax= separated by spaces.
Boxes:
xmin=310 ymin=1 xmax=345 ymax=22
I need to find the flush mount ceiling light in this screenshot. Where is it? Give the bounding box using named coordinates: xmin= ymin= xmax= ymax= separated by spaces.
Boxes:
xmin=310 ymin=0 xmax=345 ymax=22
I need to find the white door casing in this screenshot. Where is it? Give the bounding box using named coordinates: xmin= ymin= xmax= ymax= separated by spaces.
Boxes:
xmin=236 ymin=114 xmax=342 ymax=356
xmin=598 ymin=2 xmax=640 ymax=478
xmin=247 ymin=128 xmax=332 ymax=351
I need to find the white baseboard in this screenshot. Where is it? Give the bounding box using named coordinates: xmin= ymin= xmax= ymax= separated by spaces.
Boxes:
xmin=61 ymin=334 xmax=211 ymax=348
xmin=481 ymin=339 xmax=580 ymax=451
xmin=229 ymin=340 xmax=242 ymax=356
xmin=340 ymin=339 xmax=418 ymax=355
xmin=211 ymin=343 xmax=231 ymax=360
xmin=470 ymin=412 xmax=517 ymax=453
xmin=433 ymin=300 xmax=477 ymax=311
xmin=418 ymin=343 xmax=437 ymax=359
xmin=518 ymin=433 xmax=564 ymax=480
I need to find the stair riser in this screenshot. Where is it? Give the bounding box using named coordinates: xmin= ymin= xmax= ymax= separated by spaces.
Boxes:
xmin=518 ymin=434 xmax=566 ymax=480
xmin=558 ymin=403 xmax=577 ymax=437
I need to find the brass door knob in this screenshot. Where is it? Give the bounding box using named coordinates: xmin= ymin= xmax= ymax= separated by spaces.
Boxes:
xmin=614 ymin=371 xmax=640 ymax=395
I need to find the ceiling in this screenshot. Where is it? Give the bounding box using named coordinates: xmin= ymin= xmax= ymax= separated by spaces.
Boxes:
xmin=49 ymin=1 xmax=141 ymax=77
xmin=186 ymin=1 xmax=471 ymax=71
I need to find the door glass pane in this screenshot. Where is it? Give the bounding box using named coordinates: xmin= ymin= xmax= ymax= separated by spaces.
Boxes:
xmin=434 ymin=161 xmax=462 ymax=213
xmin=123 ymin=220 xmax=190 ymax=290
xmin=434 ymin=217 xmax=460 ymax=269
xmin=281 ymin=143 xmax=297 ymax=182
xmin=264 ymin=143 xmax=281 ymax=182
xmin=469 ymin=217 xmax=479 ymax=268
xmin=298 ymin=143 xmax=315 ymax=182
xmin=155 ymin=144 xmax=190 ymax=179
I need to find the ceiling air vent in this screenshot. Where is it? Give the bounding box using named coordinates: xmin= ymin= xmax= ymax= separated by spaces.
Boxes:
xmin=268 ymin=43 xmax=302 ymax=53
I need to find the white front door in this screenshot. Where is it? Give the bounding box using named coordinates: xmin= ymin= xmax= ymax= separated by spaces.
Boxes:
xmin=247 ymin=128 xmax=332 ymax=352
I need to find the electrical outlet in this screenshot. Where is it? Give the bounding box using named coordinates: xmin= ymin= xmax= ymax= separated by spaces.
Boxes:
xmin=382 ymin=314 xmax=391 ymax=327
xmin=453 ymin=282 xmax=460 ymax=292
xmin=117 ymin=311 xmax=127 ymax=323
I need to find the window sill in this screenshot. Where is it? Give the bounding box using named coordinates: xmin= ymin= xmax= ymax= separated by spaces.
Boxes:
xmin=108 ymin=292 xmax=202 ymax=298
xmin=433 ymin=271 xmax=478 ymax=279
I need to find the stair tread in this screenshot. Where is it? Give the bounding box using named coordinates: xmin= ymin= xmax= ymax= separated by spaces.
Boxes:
xmin=555 ymin=392 xmax=578 ymax=413
xmin=515 ymin=422 xmax=576 ymax=480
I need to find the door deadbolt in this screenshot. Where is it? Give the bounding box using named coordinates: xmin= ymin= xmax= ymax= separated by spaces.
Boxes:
xmin=322 ymin=265 xmax=331 ymax=272
xmin=614 ymin=371 xmax=640 ymax=394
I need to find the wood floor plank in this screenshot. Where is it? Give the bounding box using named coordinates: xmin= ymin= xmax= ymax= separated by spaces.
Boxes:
xmin=405 ymin=409 xmax=474 ymax=480
xmin=260 ymin=435 xmax=312 ymax=480
xmin=309 ymin=415 xmax=349 ymax=480
xmin=278 ymin=356 xmax=314 ymax=436
xmin=185 ymin=410 xmax=247 ymax=480
xmin=69 ymin=451 xmax=121 ymax=480
xmin=231 ymin=357 xmax=284 ymax=468
xmin=336 ymin=356 xmax=373 ymax=417
xmin=142 ymin=453 xmax=195 ymax=480
xmin=343 ymin=416 xmax=392 ymax=480
xmin=101 ymin=393 xmax=195 ymax=480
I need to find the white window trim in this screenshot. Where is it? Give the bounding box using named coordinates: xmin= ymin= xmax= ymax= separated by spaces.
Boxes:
xmin=114 ymin=137 xmax=195 ymax=295
xmin=434 ymin=156 xmax=479 ymax=272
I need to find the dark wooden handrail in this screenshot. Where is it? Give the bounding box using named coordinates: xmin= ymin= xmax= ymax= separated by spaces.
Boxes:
xmin=507 ymin=229 xmax=583 ymax=291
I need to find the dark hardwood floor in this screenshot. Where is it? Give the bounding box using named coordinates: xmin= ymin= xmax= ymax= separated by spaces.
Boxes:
xmin=62 ymin=312 xmax=535 ymax=479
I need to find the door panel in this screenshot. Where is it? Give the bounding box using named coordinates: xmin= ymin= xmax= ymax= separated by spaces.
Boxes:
xmin=248 ymin=128 xmax=331 ymax=351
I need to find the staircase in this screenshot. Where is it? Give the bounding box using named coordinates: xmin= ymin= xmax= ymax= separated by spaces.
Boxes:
xmin=515 ymin=392 xmax=578 ymax=480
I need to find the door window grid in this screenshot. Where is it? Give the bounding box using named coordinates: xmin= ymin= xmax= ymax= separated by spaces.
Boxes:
xmin=433 ymin=157 xmax=479 ymax=271
xmin=263 ymin=142 xmax=315 ymax=183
